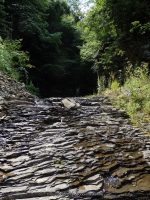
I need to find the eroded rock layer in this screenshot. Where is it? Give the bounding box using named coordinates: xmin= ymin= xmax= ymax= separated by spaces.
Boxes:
xmin=0 ymin=96 xmax=150 ymax=200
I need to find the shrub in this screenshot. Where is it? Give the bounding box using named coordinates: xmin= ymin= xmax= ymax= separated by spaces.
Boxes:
xmin=110 ymin=80 xmax=120 ymax=91
xmin=26 ymin=81 xmax=40 ymax=96
xmin=104 ymin=65 xmax=150 ymax=133
xmin=0 ymin=39 xmax=31 ymax=81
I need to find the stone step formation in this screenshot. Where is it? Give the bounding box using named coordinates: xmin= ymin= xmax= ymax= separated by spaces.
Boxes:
xmin=0 ymin=95 xmax=150 ymax=200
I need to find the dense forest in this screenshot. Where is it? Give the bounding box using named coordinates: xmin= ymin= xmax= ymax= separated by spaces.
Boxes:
xmin=0 ymin=0 xmax=150 ymax=98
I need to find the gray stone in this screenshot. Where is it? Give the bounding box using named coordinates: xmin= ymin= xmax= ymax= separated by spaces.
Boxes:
xmin=62 ymin=98 xmax=80 ymax=109
xmin=0 ymin=76 xmax=150 ymax=199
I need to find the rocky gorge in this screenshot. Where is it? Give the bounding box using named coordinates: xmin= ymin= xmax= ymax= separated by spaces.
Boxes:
xmin=0 ymin=72 xmax=150 ymax=200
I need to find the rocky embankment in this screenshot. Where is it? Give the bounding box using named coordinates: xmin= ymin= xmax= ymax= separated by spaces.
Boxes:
xmin=0 ymin=72 xmax=150 ymax=200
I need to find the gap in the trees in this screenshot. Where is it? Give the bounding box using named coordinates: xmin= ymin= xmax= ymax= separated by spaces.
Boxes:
xmin=36 ymin=73 xmax=97 ymax=98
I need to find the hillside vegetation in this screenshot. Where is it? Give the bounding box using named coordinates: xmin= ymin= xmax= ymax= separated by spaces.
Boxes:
xmin=104 ymin=66 xmax=150 ymax=134
xmin=79 ymin=0 xmax=150 ymax=132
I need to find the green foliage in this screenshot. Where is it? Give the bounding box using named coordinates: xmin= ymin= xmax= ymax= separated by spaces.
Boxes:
xmin=26 ymin=81 xmax=39 ymax=96
xmin=80 ymin=29 xmax=100 ymax=62
xmin=0 ymin=0 xmax=10 ymax=38
xmin=105 ymin=0 xmax=150 ymax=62
xmin=0 ymin=39 xmax=30 ymax=80
xmin=0 ymin=0 xmax=97 ymax=97
xmin=122 ymin=66 xmax=150 ymax=114
xmin=0 ymin=0 xmax=150 ymax=98
xmin=80 ymin=0 xmax=127 ymax=87
xmin=80 ymin=0 xmax=150 ymax=91
xmin=0 ymin=0 xmax=91 ymax=97
xmin=4 ymin=0 xmax=49 ymax=38
xmin=110 ymin=80 xmax=120 ymax=92
xmin=104 ymin=65 xmax=150 ymax=132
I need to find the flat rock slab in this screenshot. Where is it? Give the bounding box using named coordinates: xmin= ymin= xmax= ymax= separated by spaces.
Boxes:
xmin=0 ymin=96 xmax=150 ymax=200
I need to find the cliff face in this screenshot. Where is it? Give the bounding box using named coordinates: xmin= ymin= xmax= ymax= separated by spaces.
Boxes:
xmin=0 ymin=73 xmax=150 ymax=200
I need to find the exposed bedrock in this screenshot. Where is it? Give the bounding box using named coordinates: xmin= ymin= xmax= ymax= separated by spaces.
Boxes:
xmin=0 ymin=96 xmax=150 ymax=200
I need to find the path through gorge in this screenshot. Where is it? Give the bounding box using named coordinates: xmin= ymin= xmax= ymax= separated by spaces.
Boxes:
xmin=0 ymin=77 xmax=150 ymax=199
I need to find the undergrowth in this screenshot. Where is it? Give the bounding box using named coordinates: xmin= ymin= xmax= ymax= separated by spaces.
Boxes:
xmin=0 ymin=39 xmax=31 ymax=80
xmin=25 ymin=81 xmax=40 ymax=96
xmin=0 ymin=38 xmax=39 ymax=95
xmin=103 ymin=65 xmax=150 ymax=134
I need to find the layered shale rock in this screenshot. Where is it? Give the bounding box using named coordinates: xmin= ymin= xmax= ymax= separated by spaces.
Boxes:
xmin=0 ymin=72 xmax=150 ymax=199
xmin=0 ymin=95 xmax=150 ymax=200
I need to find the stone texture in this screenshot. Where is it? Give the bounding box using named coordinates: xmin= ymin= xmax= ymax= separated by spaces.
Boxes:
xmin=0 ymin=73 xmax=150 ymax=199
xmin=62 ymin=98 xmax=80 ymax=109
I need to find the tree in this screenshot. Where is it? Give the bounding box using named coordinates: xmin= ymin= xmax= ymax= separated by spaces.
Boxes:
xmin=105 ymin=0 xmax=150 ymax=63
xmin=3 ymin=0 xmax=86 ymax=97
xmin=0 ymin=0 xmax=10 ymax=38
xmin=80 ymin=0 xmax=126 ymax=86
xmin=4 ymin=0 xmax=49 ymax=39
xmin=0 ymin=0 xmax=97 ymax=96
xmin=37 ymin=0 xmax=83 ymax=96
xmin=80 ymin=0 xmax=150 ymax=89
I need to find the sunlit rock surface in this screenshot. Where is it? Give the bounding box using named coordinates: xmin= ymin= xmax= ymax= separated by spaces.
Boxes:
xmin=0 ymin=93 xmax=150 ymax=199
xmin=0 ymin=70 xmax=150 ymax=200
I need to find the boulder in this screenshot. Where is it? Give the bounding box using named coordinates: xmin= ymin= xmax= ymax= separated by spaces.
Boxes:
xmin=61 ymin=98 xmax=80 ymax=109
